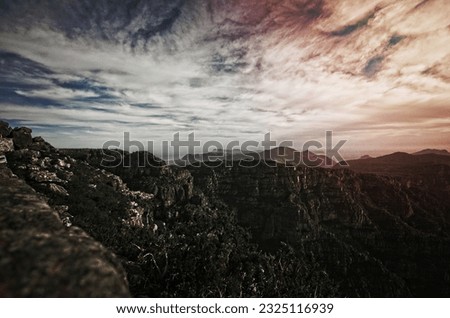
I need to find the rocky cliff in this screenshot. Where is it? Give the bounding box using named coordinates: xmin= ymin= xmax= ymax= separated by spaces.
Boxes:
xmin=0 ymin=162 xmax=129 ymax=297
xmin=1 ymin=120 xmax=449 ymax=297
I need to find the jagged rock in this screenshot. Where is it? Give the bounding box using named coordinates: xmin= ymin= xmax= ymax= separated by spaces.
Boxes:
xmin=0 ymin=165 xmax=130 ymax=297
xmin=53 ymin=158 xmax=67 ymax=168
xmin=54 ymin=205 xmax=73 ymax=227
xmin=29 ymin=171 xmax=63 ymax=183
xmin=0 ymin=120 xmax=12 ymax=137
xmin=12 ymin=127 xmax=33 ymax=149
xmin=6 ymin=149 xmax=39 ymax=162
xmin=0 ymin=138 xmax=14 ymax=154
xmin=48 ymin=183 xmax=69 ymax=197
xmin=29 ymin=136 xmax=56 ymax=153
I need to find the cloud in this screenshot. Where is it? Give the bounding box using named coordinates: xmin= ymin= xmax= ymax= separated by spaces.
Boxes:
xmin=0 ymin=0 xmax=449 ymax=157
xmin=15 ymin=87 xmax=99 ymax=100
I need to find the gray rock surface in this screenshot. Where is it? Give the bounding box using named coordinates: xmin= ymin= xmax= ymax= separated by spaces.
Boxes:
xmin=0 ymin=165 xmax=130 ymax=297
xmin=11 ymin=127 xmax=33 ymax=149
xmin=0 ymin=138 xmax=14 ymax=154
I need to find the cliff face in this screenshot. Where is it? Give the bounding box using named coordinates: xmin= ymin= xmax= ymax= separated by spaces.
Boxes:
xmin=1 ymin=121 xmax=450 ymax=297
xmin=0 ymin=164 xmax=130 ymax=297
xmin=1 ymin=121 xmax=131 ymax=297
xmin=188 ymin=162 xmax=450 ymax=297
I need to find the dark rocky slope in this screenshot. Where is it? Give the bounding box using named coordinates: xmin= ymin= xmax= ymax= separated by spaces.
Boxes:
xmin=0 ymin=164 xmax=129 ymax=297
xmin=1 ymin=121 xmax=450 ymax=297
xmin=188 ymin=163 xmax=450 ymax=297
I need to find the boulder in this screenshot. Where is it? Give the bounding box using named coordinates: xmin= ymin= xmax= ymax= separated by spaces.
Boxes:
xmin=29 ymin=136 xmax=56 ymax=153
xmin=0 ymin=120 xmax=12 ymax=137
xmin=0 ymin=138 xmax=14 ymax=154
xmin=12 ymin=127 xmax=33 ymax=149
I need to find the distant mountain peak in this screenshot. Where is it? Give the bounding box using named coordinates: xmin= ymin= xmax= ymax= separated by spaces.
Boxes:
xmin=413 ymin=149 xmax=450 ymax=156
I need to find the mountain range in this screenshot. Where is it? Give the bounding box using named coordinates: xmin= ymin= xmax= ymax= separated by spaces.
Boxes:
xmin=1 ymin=121 xmax=449 ymax=297
xmin=179 ymin=147 xmax=336 ymax=168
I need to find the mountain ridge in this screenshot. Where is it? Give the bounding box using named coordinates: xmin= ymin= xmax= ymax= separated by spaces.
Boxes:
xmin=1 ymin=121 xmax=450 ymax=297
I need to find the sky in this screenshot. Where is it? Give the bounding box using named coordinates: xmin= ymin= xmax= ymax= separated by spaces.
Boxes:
xmin=0 ymin=0 xmax=449 ymax=158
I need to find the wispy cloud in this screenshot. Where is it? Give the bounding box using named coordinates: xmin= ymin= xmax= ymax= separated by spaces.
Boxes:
xmin=0 ymin=0 xmax=449 ymax=156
